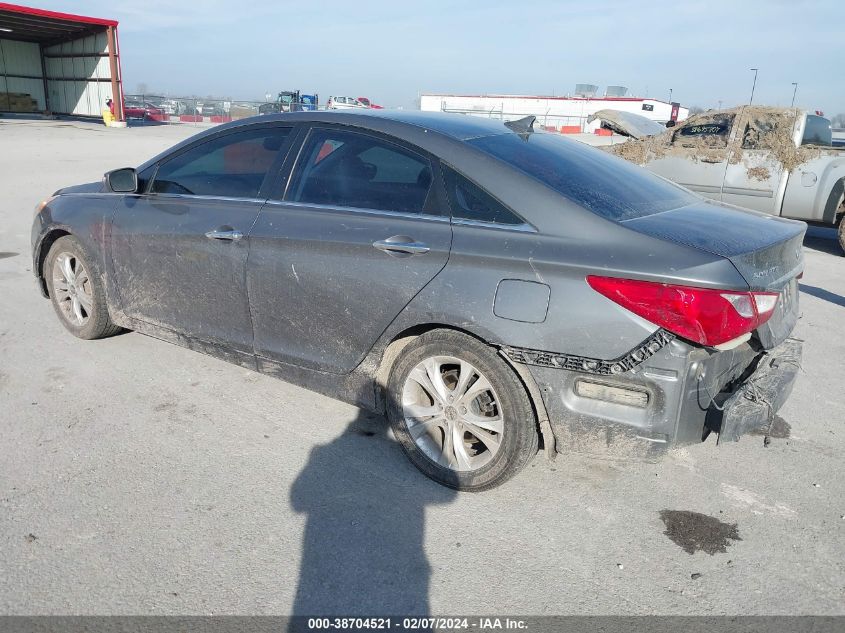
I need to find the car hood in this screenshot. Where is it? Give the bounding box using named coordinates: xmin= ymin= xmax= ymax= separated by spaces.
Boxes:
xmin=54 ymin=181 xmax=104 ymax=195
xmin=622 ymin=200 xmax=805 ymax=291
xmin=586 ymin=109 xmax=666 ymax=139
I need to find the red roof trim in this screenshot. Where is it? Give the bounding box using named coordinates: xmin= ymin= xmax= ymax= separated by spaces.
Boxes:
xmin=0 ymin=2 xmax=118 ymax=27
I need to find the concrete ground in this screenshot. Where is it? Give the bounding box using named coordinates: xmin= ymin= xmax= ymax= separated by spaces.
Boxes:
xmin=0 ymin=118 xmax=843 ymax=616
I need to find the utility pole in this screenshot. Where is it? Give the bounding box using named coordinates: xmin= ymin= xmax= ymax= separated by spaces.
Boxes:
xmin=718 ymin=100 xmax=723 ymax=110
xmin=790 ymin=82 xmax=798 ymax=107
xmin=668 ymin=88 xmax=673 ymax=103
xmin=749 ymin=68 xmax=758 ymax=104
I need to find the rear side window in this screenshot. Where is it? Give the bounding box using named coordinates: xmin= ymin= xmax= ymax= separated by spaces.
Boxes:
xmin=443 ymin=166 xmax=525 ymax=226
xmin=469 ymin=132 xmax=696 ymax=221
xmin=672 ymin=115 xmax=734 ymax=148
xmin=802 ymin=115 xmax=832 ymax=146
xmin=151 ymin=126 xmax=292 ymax=198
xmin=288 ymin=128 xmax=433 ymax=214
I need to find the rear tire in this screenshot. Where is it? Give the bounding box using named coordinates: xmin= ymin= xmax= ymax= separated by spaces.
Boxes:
xmin=837 ymin=213 xmax=845 ymax=255
xmin=45 ymin=235 xmax=122 ymax=340
xmin=387 ymin=329 xmax=538 ymax=491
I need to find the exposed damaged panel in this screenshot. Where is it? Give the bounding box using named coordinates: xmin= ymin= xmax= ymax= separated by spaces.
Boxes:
xmin=586 ymin=109 xmax=666 ymax=139
xmin=502 ymin=329 xmax=675 ymax=375
xmin=714 ymin=339 xmax=802 ymax=443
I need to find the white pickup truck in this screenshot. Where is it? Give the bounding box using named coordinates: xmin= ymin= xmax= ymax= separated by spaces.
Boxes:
xmin=597 ymin=107 xmax=845 ymax=252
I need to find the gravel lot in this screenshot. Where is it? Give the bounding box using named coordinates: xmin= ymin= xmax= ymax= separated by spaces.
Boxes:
xmin=1 ymin=118 xmax=843 ymax=616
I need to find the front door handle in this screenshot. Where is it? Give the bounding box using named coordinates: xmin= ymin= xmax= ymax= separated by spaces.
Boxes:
xmin=373 ymin=235 xmax=430 ymax=256
xmin=205 ymin=228 xmax=243 ymax=241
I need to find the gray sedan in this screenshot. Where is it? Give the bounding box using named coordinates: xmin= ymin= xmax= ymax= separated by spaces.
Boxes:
xmin=31 ymin=110 xmax=804 ymax=490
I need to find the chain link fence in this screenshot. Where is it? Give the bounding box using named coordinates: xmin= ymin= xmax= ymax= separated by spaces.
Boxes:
xmin=121 ymin=93 xmax=321 ymax=126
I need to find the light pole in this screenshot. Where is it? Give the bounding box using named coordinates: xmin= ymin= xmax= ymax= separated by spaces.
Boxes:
xmin=668 ymin=88 xmax=673 ymax=103
xmin=749 ymin=68 xmax=758 ymax=104
xmin=718 ymin=100 xmax=723 ymax=110
xmin=790 ymin=82 xmax=798 ymax=107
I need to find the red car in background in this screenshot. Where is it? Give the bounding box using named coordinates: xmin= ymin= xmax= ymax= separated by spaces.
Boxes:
xmin=123 ymin=100 xmax=165 ymax=120
xmin=357 ymin=97 xmax=384 ymax=109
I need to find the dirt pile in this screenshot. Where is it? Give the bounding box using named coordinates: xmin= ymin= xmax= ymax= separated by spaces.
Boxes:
xmin=739 ymin=106 xmax=821 ymax=172
xmin=606 ymin=106 xmax=830 ymax=174
xmin=746 ymin=166 xmax=771 ymax=181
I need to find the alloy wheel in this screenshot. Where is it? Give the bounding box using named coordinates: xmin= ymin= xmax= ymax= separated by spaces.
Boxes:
xmin=52 ymin=252 xmax=93 ymax=326
xmin=401 ymin=355 xmax=504 ymax=472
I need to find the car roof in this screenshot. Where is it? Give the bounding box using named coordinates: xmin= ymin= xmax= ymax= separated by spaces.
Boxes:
xmin=137 ymin=110 xmax=521 ymax=177
xmin=252 ymin=109 xmax=517 ymax=141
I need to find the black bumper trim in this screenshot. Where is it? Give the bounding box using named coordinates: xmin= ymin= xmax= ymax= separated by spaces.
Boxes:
xmin=502 ymin=329 xmax=675 ymax=376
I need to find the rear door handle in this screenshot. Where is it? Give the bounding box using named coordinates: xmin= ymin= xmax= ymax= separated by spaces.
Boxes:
xmin=205 ymin=228 xmax=243 ymax=241
xmin=373 ymin=236 xmax=430 ymax=256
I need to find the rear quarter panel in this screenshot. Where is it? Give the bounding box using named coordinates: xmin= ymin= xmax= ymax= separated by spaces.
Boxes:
xmin=780 ymin=154 xmax=845 ymax=223
xmin=379 ymin=165 xmax=747 ymax=361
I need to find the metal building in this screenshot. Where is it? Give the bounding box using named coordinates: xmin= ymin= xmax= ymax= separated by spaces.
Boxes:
xmin=0 ymin=2 xmax=124 ymax=120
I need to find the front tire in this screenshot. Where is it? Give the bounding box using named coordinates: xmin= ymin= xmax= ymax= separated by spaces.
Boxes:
xmin=837 ymin=213 xmax=845 ymax=255
xmin=45 ymin=235 xmax=122 ymax=340
xmin=387 ymin=330 xmax=538 ymax=491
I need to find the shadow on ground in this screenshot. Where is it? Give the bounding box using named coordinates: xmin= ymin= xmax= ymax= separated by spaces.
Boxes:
xmin=289 ymin=408 xmax=456 ymax=619
xmin=802 ymin=226 xmax=842 ymax=257
xmin=799 ymin=283 xmax=845 ymax=308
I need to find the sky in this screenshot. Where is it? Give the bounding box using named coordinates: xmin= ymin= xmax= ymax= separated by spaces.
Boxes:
xmin=28 ymin=0 xmax=845 ymax=115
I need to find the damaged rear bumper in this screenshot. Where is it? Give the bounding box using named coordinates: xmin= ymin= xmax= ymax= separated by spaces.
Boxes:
xmin=713 ymin=338 xmax=802 ymax=443
xmin=509 ymin=331 xmax=802 ymax=458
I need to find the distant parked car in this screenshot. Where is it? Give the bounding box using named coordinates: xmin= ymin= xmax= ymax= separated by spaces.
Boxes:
xmin=159 ymin=99 xmax=192 ymax=116
xmin=31 ymin=110 xmax=805 ymax=491
xmin=357 ymin=96 xmax=384 ymax=109
xmin=198 ymin=102 xmax=226 ymax=117
xmin=327 ymin=96 xmax=366 ymax=110
xmin=123 ymin=100 xmax=164 ymax=120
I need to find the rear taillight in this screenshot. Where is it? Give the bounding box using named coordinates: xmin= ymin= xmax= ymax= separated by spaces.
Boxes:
xmin=586 ymin=276 xmax=779 ymax=347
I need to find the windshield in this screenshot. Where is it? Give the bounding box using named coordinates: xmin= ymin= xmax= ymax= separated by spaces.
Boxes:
xmin=469 ymin=132 xmax=697 ymax=221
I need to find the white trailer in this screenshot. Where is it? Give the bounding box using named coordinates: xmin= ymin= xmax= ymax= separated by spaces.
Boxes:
xmin=419 ymin=93 xmax=688 ymax=135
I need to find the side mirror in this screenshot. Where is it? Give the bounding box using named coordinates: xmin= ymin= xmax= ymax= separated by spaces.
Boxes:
xmin=105 ymin=167 xmax=138 ymax=193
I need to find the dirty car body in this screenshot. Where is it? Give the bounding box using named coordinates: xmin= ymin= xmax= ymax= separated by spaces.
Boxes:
xmin=32 ymin=110 xmax=805 ymax=486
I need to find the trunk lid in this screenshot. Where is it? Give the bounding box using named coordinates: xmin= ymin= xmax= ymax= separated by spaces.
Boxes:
xmin=623 ymin=201 xmax=805 ymax=348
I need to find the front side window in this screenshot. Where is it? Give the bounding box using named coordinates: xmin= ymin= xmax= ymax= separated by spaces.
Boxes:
xmin=288 ymin=128 xmax=433 ymax=214
xmin=672 ymin=115 xmax=735 ymax=148
xmin=443 ymin=165 xmax=525 ymax=226
xmin=150 ymin=126 xmax=292 ymax=198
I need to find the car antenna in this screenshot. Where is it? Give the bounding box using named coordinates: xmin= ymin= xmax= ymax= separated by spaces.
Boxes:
xmin=504 ymin=115 xmax=536 ymax=136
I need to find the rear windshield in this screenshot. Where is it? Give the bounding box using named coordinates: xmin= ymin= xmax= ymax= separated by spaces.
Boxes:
xmin=802 ymin=115 xmax=832 ymax=146
xmin=468 ymin=132 xmax=697 ymax=221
